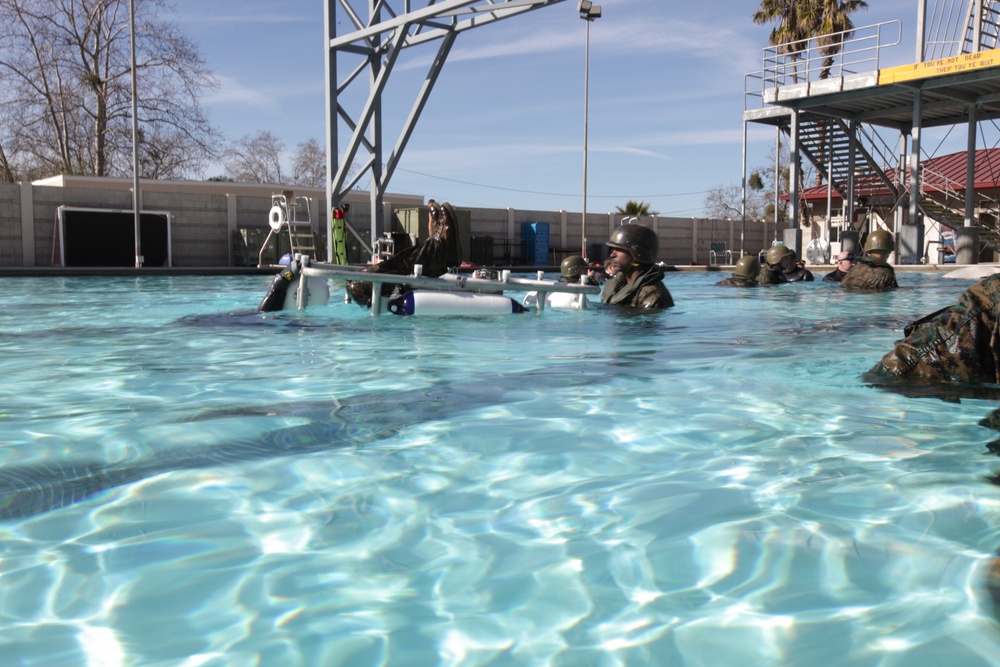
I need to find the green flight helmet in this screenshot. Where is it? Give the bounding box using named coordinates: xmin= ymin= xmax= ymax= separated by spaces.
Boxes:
xmin=865 ymin=229 xmax=894 ymax=254
xmin=606 ymin=224 xmax=659 ymax=264
xmin=734 ymin=255 xmax=761 ymax=279
xmin=764 ymin=244 xmax=793 ymax=268
xmin=560 ymin=255 xmax=588 ymax=280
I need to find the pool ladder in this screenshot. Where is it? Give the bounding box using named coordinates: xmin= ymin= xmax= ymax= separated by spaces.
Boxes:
xmin=258 ymin=190 xmax=317 ymax=267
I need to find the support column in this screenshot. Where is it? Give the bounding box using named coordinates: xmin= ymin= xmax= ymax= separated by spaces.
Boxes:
xmin=740 ymin=118 xmax=748 ymax=257
xmin=782 ymin=227 xmax=802 ymax=259
xmin=226 ymin=193 xmax=237 ymax=267
xmin=901 ymin=91 xmax=925 ymax=264
xmin=966 ymin=103 xmax=979 ymax=229
xmin=773 ymin=129 xmax=780 ymax=242
xmin=840 ymin=230 xmax=860 ymax=256
xmin=956 ymin=227 xmax=981 ymax=263
xmin=894 ymin=132 xmax=906 ymax=232
xmin=847 ymin=120 xmax=857 ymax=230
xmin=20 ymin=181 xmax=34 ymax=267
xmin=789 ymin=110 xmax=800 ymax=229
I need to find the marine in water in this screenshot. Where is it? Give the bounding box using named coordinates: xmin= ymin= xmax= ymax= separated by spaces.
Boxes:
xmin=866 ymin=272 xmax=1000 ymax=386
xmin=600 ymin=224 xmax=674 ymax=310
xmin=842 ymin=229 xmax=898 ymax=291
xmin=716 ymin=255 xmax=760 ymax=287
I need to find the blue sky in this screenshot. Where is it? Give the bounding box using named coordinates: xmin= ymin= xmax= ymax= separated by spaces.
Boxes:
xmin=171 ymin=0 xmax=927 ymax=217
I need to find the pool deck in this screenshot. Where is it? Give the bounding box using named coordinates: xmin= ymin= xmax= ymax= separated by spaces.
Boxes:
xmin=0 ymin=263 xmax=996 ymax=278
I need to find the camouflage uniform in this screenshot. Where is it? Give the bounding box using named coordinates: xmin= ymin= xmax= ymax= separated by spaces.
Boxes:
xmin=601 ymin=264 xmax=674 ymax=310
xmin=867 ymin=273 xmax=1000 ymax=384
xmin=757 ymin=265 xmax=785 ymax=285
xmin=716 ymin=276 xmax=757 ymax=288
xmin=841 ymin=257 xmax=898 ymax=290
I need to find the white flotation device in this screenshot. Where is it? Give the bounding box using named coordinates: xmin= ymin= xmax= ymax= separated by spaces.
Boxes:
xmin=522 ymin=291 xmax=588 ymax=310
xmin=268 ymin=205 xmax=286 ymax=232
xmin=282 ymin=275 xmax=330 ymax=310
xmin=806 ymin=237 xmax=830 ymax=264
xmin=388 ymin=290 xmax=525 ymax=316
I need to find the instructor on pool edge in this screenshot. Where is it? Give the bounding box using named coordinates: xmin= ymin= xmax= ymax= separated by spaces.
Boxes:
xmin=600 ymin=223 xmax=674 ymax=310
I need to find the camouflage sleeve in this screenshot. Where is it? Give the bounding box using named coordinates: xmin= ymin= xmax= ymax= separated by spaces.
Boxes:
xmin=842 ymin=263 xmax=897 ymax=290
xmin=868 ymin=274 xmax=1000 ymax=383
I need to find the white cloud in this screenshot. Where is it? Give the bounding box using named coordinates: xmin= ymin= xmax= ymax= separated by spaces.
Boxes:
xmin=203 ymin=75 xmax=275 ymax=109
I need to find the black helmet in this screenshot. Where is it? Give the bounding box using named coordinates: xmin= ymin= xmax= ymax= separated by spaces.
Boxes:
xmin=560 ymin=256 xmax=588 ymax=280
xmin=733 ymin=255 xmax=760 ymax=279
xmin=764 ymin=244 xmax=793 ymax=268
xmin=606 ymin=224 xmax=659 ymax=264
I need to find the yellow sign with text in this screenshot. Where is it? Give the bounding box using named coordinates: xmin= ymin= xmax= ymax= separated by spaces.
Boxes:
xmin=880 ymin=48 xmax=1000 ymax=84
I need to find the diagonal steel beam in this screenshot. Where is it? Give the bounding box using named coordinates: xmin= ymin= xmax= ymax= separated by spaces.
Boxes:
xmin=325 ymin=0 xmax=566 ymax=260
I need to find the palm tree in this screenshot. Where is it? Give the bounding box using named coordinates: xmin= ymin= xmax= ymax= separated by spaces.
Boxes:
xmin=808 ymin=0 xmax=868 ymax=186
xmin=811 ymin=0 xmax=868 ymax=80
xmin=754 ymin=0 xmax=815 ymax=227
xmin=753 ymin=0 xmax=812 ymax=84
xmin=616 ymin=200 xmax=657 ymax=216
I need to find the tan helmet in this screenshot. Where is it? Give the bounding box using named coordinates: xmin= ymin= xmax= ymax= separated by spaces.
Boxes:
xmin=560 ymin=255 xmax=588 ymax=280
xmin=734 ymin=255 xmax=761 ymax=279
xmin=865 ymin=229 xmax=894 ymax=254
xmin=764 ymin=244 xmax=793 ymax=268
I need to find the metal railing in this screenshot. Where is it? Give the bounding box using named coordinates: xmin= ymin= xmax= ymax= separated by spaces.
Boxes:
xmin=745 ymin=20 xmax=902 ymax=111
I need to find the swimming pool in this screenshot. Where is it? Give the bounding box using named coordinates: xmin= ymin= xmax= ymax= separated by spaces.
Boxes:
xmin=2 ymin=271 xmax=999 ymax=666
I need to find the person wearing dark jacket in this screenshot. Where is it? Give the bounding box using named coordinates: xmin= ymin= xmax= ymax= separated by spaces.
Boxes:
xmin=600 ymin=224 xmax=673 ymax=310
xmin=347 ymin=199 xmax=460 ymax=307
xmin=823 ymin=251 xmax=855 ymax=282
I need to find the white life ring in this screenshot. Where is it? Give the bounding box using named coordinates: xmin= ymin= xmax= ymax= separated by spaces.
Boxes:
xmin=268 ymin=205 xmax=286 ymax=232
xmin=806 ymin=238 xmax=830 ymax=264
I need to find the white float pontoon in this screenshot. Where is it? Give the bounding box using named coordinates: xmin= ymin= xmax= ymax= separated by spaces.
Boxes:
xmin=260 ymin=254 xmax=600 ymax=316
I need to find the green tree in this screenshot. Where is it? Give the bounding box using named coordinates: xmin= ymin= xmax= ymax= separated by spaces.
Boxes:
xmin=616 ymin=200 xmax=657 ymax=216
xmin=807 ymin=0 xmax=868 ymax=186
xmin=811 ymin=0 xmax=868 ymax=79
xmin=753 ymin=0 xmax=812 ymax=82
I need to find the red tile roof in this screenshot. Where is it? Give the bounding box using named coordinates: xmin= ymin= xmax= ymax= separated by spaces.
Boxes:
xmin=795 ymin=147 xmax=1000 ymax=200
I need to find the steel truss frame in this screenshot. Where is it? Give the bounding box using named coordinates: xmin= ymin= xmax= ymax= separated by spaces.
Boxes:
xmin=324 ymin=0 xmax=566 ymax=259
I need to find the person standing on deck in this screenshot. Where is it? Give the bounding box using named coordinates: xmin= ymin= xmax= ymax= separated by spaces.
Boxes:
xmin=600 ymin=224 xmax=674 ymax=310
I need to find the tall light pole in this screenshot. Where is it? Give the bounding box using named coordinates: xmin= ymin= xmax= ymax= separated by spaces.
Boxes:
xmin=129 ymin=0 xmax=142 ymax=267
xmin=578 ymin=0 xmax=601 ymax=261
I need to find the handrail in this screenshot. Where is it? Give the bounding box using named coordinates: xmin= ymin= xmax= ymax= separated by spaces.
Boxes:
xmin=745 ymin=20 xmax=902 ymax=111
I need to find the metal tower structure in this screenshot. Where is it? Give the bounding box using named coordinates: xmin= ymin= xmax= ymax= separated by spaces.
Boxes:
xmin=743 ymin=0 xmax=1000 ymax=265
xmin=324 ymin=0 xmax=567 ymax=260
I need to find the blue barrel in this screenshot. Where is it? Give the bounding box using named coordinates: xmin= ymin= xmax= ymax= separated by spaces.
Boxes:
xmin=521 ymin=222 xmax=550 ymax=266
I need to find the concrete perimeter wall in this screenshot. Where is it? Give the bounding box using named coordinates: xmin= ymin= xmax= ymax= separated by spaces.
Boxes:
xmin=0 ymin=179 xmax=778 ymax=268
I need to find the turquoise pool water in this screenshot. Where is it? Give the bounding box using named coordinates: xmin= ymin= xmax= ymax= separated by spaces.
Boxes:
xmin=2 ymin=272 xmax=1000 ymax=666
